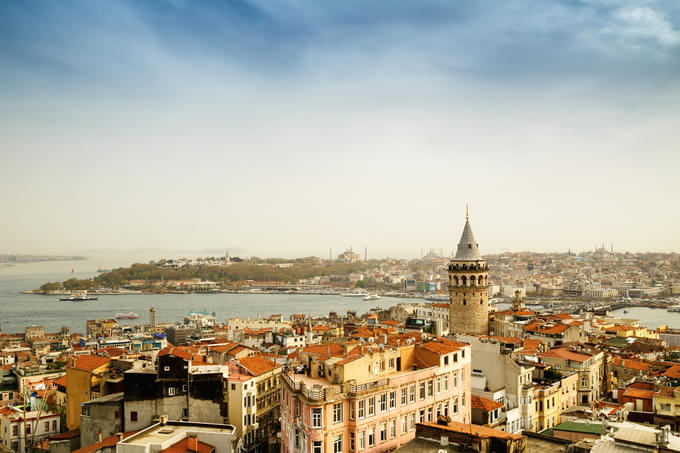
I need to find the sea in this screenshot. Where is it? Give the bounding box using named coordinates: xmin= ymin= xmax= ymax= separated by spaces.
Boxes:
xmin=1 ymin=256 xmax=678 ymax=334
xmin=0 ymin=256 xmax=409 ymax=334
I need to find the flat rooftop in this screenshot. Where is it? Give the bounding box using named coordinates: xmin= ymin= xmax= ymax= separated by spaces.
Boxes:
xmin=121 ymin=421 xmax=235 ymax=446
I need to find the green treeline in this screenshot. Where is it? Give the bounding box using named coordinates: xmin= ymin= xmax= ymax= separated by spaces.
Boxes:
xmin=39 ymin=260 xmax=376 ymax=292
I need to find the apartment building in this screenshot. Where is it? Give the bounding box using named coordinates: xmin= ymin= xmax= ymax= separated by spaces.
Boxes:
xmin=280 ymin=335 xmax=471 ymax=453
xmin=538 ymin=347 xmax=604 ymax=406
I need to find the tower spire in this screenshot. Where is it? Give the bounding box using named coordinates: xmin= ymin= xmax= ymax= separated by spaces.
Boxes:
xmin=466 ymin=204 xmax=469 ymax=221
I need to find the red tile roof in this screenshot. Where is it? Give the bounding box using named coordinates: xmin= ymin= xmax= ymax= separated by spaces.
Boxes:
xmin=158 ymin=347 xmax=191 ymax=360
xmin=239 ymin=355 xmax=278 ymax=376
xmin=160 ymin=437 xmax=214 ymax=453
xmin=539 ymin=348 xmax=592 ymax=363
xmin=623 ymin=388 xmax=654 ymax=400
xmin=471 ymin=395 xmax=504 ymax=412
xmin=663 ymin=364 xmax=680 ymax=379
xmin=611 ymin=357 xmax=649 ymax=372
xmin=72 ymin=431 xmax=138 ymax=453
xmin=71 ymin=355 xmax=111 ymax=371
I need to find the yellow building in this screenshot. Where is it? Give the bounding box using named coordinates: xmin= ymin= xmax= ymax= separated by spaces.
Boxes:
xmin=533 ymin=381 xmax=561 ymax=432
xmin=65 ymin=355 xmax=111 ymax=430
xmin=653 ymin=386 xmax=680 ymax=430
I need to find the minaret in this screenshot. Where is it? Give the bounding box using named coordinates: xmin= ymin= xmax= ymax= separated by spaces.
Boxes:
xmin=448 ymin=206 xmax=489 ymax=335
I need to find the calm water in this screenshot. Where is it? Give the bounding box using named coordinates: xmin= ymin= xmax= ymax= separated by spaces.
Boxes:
xmin=0 ymin=258 xmax=407 ymax=334
xmin=610 ymin=306 xmax=680 ymax=330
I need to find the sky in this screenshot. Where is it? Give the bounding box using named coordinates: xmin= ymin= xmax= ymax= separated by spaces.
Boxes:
xmin=1 ymin=0 xmax=679 ymax=259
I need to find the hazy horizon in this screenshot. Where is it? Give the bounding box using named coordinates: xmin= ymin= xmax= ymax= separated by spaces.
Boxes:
xmin=2 ymin=1 xmax=679 ymax=258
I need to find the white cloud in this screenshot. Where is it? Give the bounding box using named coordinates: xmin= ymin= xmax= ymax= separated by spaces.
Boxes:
xmin=612 ymin=6 xmax=680 ymax=46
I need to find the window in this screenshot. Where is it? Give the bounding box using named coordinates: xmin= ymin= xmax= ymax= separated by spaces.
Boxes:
xmin=444 ymin=355 xmax=449 ymax=365
xmin=45 ymin=421 xmax=49 ymax=431
xmin=334 ymin=435 xmax=342 ymax=453
xmin=333 ymin=402 xmax=343 ymax=423
xmin=359 ymin=431 xmax=365 ymax=451
xmin=427 ymin=407 xmax=433 ymax=422
xmin=428 ymin=380 xmax=433 ymax=397
xmin=389 ymin=358 xmax=395 ymax=368
xmin=409 ymin=385 xmax=416 ymax=403
xmin=461 ymin=393 xmax=466 ymax=408
xmin=453 ymin=353 xmax=458 ymax=362
xmin=312 ymin=408 xmax=322 ymax=427
xmin=453 ymin=373 xmax=458 ymax=387
xmin=313 ymin=441 xmax=323 ymax=453
xmin=168 ymin=387 xmax=176 ymax=396
xmin=402 ymin=415 xmax=407 ymax=433
xmin=389 ymin=391 xmax=396 ymax=409
xmin=380 ymin=394 xmax=387 ymax=412
xmin=350 ymin=401 xmax=355 ymax=420
xmin=410 ymin=413 xmax=415 ymax=430
xmin=390 ymin=419 xmax=396 ymax=438
xmin=444 ymin=401 xmax=449 ymax=417
xmin=350 ymin=432 xmax=355 ymax=451
xmin=444 ymin=375 xmax=449 ymax=392
xmin=419 ymin=409 xmax=425 ymax=423
xmin=401 ymin=387 xmax=407 ymax=406
xmin=368 ymin=427 xmax=375 ymax=446
xmin=453 ymin=399 xmax=458 ymax=414
xmin=419 ymin=382 xmax=425 ymax=400
xmin=52 ymin=420 xmax=57 ymax=431
xmin=231 ymin=383 xmax=236 ymax=391
xmin=131 ymin=411 xmax=138 ymax=422
xmin=26 ymin=424 xmax=31 ymax=434
xmin=437 ymin=377 xmax=441 ymax=394
xmin=368 ymin=397 xmax=375 ymax=416
xmin=436 ymin=403 xmax=441 ymax=418
xmin=295 ymin=399 xmax=301 ymax=417
xmin=380 ymin=423 xmax=386 ymax=442
xmin=358 ymin=400 xmax=366 ymax=419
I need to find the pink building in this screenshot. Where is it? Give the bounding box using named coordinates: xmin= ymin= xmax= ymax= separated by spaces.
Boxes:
xmin=281 ymin=334 xmax=471 ymax=453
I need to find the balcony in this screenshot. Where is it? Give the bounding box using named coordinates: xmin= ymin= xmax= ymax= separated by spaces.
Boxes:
xmin=282 ymin=373 xmax=390 ymax=401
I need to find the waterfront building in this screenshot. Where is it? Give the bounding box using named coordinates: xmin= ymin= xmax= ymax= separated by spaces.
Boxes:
xmin=448 ymin=210 xmax=489 ymax=335
xmin=280 ymin=335 xmax=471 ymax=453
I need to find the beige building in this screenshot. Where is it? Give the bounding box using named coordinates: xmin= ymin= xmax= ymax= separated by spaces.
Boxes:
xmin=538 ymin=347 xmax=604 ymax=406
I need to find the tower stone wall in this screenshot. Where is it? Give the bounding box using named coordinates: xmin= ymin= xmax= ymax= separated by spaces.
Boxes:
xmin=448 ymin=260 xmax=489 ymax=335
xmin=448 ymin=214 xmax=489 ymax=335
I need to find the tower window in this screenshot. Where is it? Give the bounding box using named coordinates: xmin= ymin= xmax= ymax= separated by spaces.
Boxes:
xmin=480 ymin=299 xmax=483 ymax=305
xmin=463 ymin=299 xmax=467 ymax=305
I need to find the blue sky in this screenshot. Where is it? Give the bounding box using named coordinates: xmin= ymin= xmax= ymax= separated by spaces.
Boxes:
xmin=1 ymin=0 xmax=679 ymax=257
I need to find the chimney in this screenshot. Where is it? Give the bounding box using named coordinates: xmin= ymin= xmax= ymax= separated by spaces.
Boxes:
xmin=160 ymin=414 xmax=169 ymax=426
xmin=98 ymin=433 xmax=103 ymax=443
xmin=187 ymin=434 xmax=199 ymax=452
xmin=116 ymin=432 xmax=124 ymax=442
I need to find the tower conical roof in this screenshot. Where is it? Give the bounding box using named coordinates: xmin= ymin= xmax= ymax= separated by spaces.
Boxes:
xmin=454 ymin=220 xmax=482 ymax=261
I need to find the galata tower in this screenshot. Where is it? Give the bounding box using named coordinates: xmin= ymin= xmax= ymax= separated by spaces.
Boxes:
xmin=448 ymin=207 xmax=489 ymax=335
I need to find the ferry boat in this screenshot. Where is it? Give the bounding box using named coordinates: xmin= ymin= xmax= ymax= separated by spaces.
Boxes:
xmin=668 ymin=306 xmax=680 ymax=313
xmin=363 ymin=294 xmax=381 ymax=301
xmin=116 ymin=312 xmax=139 ymax=319
xmin=59 ymin=292 xmax=98 ymax=301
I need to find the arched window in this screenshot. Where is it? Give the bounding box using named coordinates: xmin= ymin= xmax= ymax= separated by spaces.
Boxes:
xmin=461 ymin=276 xmax=467 ymax=286
xmin=480 ymin=298 xmax=483 ymax=305
xmin=463 ymin=299 xmax=467 ymax=305
xmin=470 ymin=275 xmax=476 ymax=286
xmin=454 ymin=276 xmax=459 ymax=286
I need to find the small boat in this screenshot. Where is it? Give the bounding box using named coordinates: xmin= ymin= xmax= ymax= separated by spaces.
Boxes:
xmin=97 ymin=267 xmax=110 ymax=273
xmin=116 ymin=312 xmax=139 ymax=319
xmin=668 ymin=306 xmax=680 ymax=313
xmin=343 ymin=291 xmax=369 ymax=297
xmin=364 ymin=294 xmax=381 ymax=301
xmin=59 ymin=292 xmax=98 ymax=301
xmin=623 ymin=310 xmax=628 ymax=314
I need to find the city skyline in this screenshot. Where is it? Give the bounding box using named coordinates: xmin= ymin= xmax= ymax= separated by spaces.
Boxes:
xmin=2 ymin=1 xmax=680 ymax=257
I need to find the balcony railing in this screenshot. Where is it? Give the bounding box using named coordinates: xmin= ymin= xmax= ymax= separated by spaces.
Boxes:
xmin=282 ymin=373 xmax=389 ymax=401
